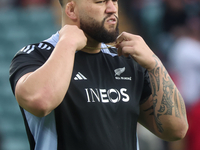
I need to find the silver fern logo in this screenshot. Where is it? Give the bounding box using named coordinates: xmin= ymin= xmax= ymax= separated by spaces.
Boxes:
xmin=114 ymin=67 xmax=125 ymax=76
xmin=114 ymin=67 xmax=132 ymax=81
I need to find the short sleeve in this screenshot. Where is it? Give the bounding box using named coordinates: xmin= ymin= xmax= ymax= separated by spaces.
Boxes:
xmin=9 ymin=42 xmax=54 ymax=94
xmin=140 ymin=69 xmax=152 ymax=104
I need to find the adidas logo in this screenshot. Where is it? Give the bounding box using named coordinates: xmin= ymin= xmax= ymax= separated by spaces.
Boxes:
xmin=21 ymin=45 xmax=35 ymax=54
xmin=38 ymin=43 xmax=52 ymax=50
xmin=21 ymin=42 xmax=52 ymax=54
xmin=74 ymin=72 xmax=87 ymax=80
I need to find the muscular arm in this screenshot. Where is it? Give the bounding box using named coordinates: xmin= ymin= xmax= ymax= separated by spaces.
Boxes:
xmin=15 ymin=25 xmax=87 ymax=117
xmin=138 ymin=55 xmax=188 ymax=141
xmin=116 ymin=32 xmax=188 ymax=141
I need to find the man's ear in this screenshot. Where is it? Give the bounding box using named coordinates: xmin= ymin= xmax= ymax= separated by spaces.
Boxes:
xmin=65 ymin=1 xmax=77 ymax=20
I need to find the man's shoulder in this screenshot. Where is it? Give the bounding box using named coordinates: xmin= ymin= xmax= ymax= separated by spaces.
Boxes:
xmin=17 ymin=41 xmax=55 ymax=55
xmin=15 ymin=31 xmax=59 ymax=56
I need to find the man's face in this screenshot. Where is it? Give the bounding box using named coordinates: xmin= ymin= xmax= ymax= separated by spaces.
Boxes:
xmin=78 ymin=0 xmax=119 ymax=43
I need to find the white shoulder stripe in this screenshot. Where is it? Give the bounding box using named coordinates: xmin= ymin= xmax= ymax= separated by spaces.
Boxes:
xmin=21 ymin=42 xmax=52 ymax=54
xmin=47 ymin=46 xmax=51 ymax=50
xmin=22 ymin=45 xmax=35 ymax=54
xmin=38 ymin=43 xmax=52 ymax=50
xmin=27 ymin=45 xmax=35 ymax=54
xmin=23 ymin=45 xmax=31 ymax=52
xmin=41 ymin=44 xmax=48 ymax=49
xmin=38 ymin=43 xmax=43 ymax=48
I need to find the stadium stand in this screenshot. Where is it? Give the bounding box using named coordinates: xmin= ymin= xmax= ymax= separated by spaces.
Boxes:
xmin=0 ymin=6 xmax=58 ymax=150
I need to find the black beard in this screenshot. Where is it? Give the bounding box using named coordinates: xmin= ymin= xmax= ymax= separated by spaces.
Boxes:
xmin=80 ymin=15 xmax=119 ymax=43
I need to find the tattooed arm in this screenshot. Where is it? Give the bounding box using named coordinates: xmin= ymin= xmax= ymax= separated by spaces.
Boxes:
xmin=138 ymin=55 xmax=188 ymax=141
xmin=116 ymin=32 xmax=188 ymax=141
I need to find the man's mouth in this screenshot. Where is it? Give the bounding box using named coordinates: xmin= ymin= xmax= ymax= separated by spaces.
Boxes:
xmin=106 ymin=16 xmax=117 ymax=25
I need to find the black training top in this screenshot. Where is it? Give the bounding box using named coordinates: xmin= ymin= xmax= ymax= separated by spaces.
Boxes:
xmin=9 ymin=32 xmax=152 ymax=150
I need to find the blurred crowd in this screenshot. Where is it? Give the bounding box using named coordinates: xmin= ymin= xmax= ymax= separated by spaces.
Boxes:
xmin=0 ymin=0 xmax=200 ymax=150
xmin=122 ymin=0 xmax=200 ymax=150
xmin=0 ymin=0 xmax=52 ymax=8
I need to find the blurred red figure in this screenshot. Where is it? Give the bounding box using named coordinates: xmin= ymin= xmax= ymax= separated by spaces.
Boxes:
xmin=186 ymin=100 xmax=200 ymax=150
xmin=167 ymin=14 xmax=200 ymax=150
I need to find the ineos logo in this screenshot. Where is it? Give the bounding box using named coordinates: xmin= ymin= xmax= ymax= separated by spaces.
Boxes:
xmin=85 ymin=88 xmax=130 ymax=103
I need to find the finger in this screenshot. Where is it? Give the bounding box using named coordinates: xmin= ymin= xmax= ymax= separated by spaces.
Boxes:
xmin=117 ymin=47 xmax=129 ymax=57
xmin=117 ymin=41 xmax=133 ymax=55
xmin=116 ymin=32 xmax=128 ymax=44
xmin=116 ymin=40 xmax=132 ymax=52
xmin=121 ymin=51 xmax=129 ymax=57
xmin=118 ymin=40 xmax=133 ymax=48
xmin=121 ymin=46 xmax=135 ymax=55
xmin=118 ymin=45 xmax=134 ymax=57
xmin=117 ymin=47 xmax=122 ymax=56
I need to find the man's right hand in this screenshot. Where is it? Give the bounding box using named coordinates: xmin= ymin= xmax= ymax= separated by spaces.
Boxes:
xmin=59 ymin=25 xmax=87 ymax=51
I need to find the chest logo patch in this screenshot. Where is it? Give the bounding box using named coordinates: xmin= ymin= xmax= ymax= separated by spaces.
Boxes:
xmin=114 ymin=67 xmax=132 ymax=81
xmin=114 ymin=67 xmax=125 ymax=76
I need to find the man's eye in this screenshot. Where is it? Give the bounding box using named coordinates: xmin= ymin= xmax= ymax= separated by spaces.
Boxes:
xmin=96 ymin=0 xmax=106 ymax=3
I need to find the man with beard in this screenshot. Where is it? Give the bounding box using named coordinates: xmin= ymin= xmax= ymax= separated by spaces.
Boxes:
xmin=9 ymin=0 xmax=188 ymax=150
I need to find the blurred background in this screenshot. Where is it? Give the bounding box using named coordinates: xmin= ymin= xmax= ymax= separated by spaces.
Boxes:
xmin=0 ymin=0 xmax=200 ymax=150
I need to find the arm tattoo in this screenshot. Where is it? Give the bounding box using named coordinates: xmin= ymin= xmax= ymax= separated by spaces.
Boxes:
xmin=144 ymin=105 xmax=154 ymax=115
xmin=145 ymin=55 xmax=186 ymax=133
xmin=153 ymin=99 xmax=164 ymax=133
xmin=174 ymin=89 xmax=181 ymax=118
xmin=148 ymin=59 xmax=160 ymax=92
xmin=178 ymin=92 xmax=187 ymax=120
xmin=149 ymin=74 xmax=157 ymax=97
xmin=158 ymin=76 xmax=174 ymax=116
xmin=144 ymin=99 xmax=164 ymax=132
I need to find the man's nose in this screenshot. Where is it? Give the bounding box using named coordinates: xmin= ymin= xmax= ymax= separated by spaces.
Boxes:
xmin=105 ymin=1 xmax=118 ymax=14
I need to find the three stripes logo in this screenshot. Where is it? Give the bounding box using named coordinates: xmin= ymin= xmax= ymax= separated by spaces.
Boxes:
xmin=38 ymin=43 xmax=52 ymax=50
xmin=21 ymin=45 xmax=35 ymax=54
xmin=74 ymin=72 xmax=87 ymax=80
xmin=21 ymin=43 xmax=52 ymax=54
